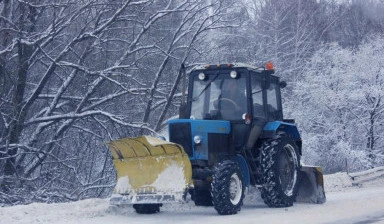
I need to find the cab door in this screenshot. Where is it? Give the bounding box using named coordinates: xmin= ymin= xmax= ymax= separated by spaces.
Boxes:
xmin=265 ymin=76 xmax=283 ymax=121
xmin=250 ymin=72 xmax=266 ymax=124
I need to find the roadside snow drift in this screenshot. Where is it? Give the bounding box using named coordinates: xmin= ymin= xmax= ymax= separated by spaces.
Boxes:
xmin=1 ymin=167 xmax=384 ymax=224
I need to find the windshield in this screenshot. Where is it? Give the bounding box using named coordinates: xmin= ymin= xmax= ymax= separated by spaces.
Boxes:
xmin=190 ymin=72 xmax=247 ymax=120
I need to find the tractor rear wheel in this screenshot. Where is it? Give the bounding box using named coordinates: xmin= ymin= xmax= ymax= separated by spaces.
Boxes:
xmin=211 ymin=160 xmax=245 ymax=215
xmin=259 ymin=132 xmax=300 ymax=207
xmin=133 ymin=204 xmax=162 ymax=214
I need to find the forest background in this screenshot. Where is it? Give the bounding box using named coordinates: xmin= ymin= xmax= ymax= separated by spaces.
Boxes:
xmin=1 ymin=0 xmax=383 ymax=205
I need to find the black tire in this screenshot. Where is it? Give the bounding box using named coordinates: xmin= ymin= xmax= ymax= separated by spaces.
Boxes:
xmin=211 ymin=160 xmax=245 ymax=215
xmin=259 ymin=132 xmax=300 ymax=207
xmin=191 ymin=187 xmax=213 ymax=206
xmin=133 ymin=204 xmax=162 ymax=214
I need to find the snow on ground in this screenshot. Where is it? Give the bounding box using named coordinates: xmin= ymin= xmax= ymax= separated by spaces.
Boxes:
xmin=1 ymin=168 xmax=384 ymax=224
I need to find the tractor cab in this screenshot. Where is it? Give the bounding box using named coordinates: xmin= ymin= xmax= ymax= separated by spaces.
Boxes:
xmin=185 ymin=63 xmax=284 ymax=124
xmin=179 ymin=63 xmax=285 ymax=153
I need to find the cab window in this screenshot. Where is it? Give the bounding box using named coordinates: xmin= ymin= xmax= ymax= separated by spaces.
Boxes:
xmin=266 ymin=82 xmax=280 ymax=120
xmin=251 ymin=75 xmax=265 ymax=119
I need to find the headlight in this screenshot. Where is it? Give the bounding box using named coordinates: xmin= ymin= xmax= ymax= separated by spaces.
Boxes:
xmin=198 ymin=72 xmax=206 ymax=80
xmin=230 ymin=70 xmax=238 ymax=78
xmin=193 ymin=135 xmax=202 ymax=144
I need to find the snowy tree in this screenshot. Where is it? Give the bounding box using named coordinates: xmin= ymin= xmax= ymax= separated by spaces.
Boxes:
xmin=347 ymin=36 xmax=384 ymax=168
xmin=0 ymin=0 xmax=234 ymax=204
xmin=322 ymin=0 xmax=384 ymax=47
xmin=293 ymin=37 xmax=384 ymax=173
xmin=1 ymin=0 xmax=384 ymax=205
xmin=234 ymin=0 xmax=324 ymax=80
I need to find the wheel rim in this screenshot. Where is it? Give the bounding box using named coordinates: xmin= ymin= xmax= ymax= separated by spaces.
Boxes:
xmin=229 ymin=173 xmax=242 ymax=205
xmin=278 ymin=144 xmax=298 ymax=196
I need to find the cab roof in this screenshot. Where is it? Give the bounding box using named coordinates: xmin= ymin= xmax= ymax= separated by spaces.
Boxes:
xmin=192 ymin=63 xmax=265 ymax=71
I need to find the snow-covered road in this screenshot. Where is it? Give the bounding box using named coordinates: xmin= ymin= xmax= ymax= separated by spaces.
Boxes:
xmin=1 ymin=170 xmax=384 ymax=224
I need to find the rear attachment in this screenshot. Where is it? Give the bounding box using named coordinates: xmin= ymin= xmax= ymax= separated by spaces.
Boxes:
xmin=296 ymin=166 xmax=326 ymax=204
xmin=107 ymin=136 xmax=193 ymax=206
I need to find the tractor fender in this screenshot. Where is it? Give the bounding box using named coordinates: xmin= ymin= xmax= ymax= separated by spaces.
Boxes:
xmin=262 ymin=121 xmax=302 ymax=154
xmin=228 ymin=154 xmax=250 ymax=187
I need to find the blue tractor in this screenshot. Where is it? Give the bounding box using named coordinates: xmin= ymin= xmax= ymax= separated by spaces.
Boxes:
xmin=168 ymin=62 xmax=325 ymax=215
xmin=108 ymin=62 xmax=325 ymax=215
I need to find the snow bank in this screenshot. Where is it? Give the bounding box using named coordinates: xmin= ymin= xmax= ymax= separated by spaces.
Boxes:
xmin=324 ymin=166 xmax=384 ymax=192
xmin=0 ymin=198 xmax=110 ymax=224
xmin=350 ymin=166 xmax=384 ymax=186
xmin=1 ymin=167 xmax=384 ymax=224
xmin=324 ymin=172 xmax=354 ymax=192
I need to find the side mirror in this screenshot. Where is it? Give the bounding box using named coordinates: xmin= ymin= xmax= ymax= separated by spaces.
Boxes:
xmin=280 ymin=81 xmax=287 ymax=89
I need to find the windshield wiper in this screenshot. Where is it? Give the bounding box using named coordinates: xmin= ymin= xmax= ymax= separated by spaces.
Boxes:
xmin=192 ymin=73 xmax=219 ymax=101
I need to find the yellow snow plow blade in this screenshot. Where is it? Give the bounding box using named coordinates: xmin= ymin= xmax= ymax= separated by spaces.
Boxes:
xmin=296 ymin=166 xmax=326 ymax=204
xmin=107 ymin=136 xmax=192 ymax=205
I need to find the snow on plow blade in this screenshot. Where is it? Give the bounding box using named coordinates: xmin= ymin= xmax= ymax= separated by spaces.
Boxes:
xmin=107 ymin=136 xmax=192 ymax=205
xmin=296 ymin=166 xmax=326 ymax=204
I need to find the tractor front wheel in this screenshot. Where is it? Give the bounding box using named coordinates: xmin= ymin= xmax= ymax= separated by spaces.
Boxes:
xmin=133 ymin=204 xmax=162 ymax=214
xmin=259 ymin=132 xmax=300 ymax=207
xmin=211 ymin=160 xmax=245 ymax=215
xmin=191 ymin=186 xmax=213 ymax=206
